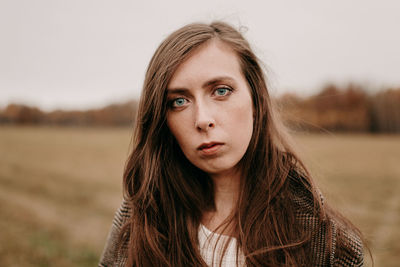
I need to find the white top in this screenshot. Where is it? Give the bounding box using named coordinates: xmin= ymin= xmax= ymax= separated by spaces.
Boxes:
xmin=198 ymin=224 xmax=246 ymax=267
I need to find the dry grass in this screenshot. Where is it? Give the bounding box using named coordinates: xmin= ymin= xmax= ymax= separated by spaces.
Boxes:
xmin=0 ymin=126 xmax=131 ymax=266
xmin=0 ymin=126 xmax=398 ymax=266
xmin=293 ymin=133 xmax=400 ymax=266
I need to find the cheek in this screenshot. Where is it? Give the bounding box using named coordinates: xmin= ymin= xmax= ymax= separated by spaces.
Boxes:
xmin=228 ymin=99 xmax=254 ymax=148
xmin=237 ymin=112 xmax=254 ymax=141
xmin=229 ymin=98 xmax=253 ymax=129
xmin=167 ymin=114 xmax=191 ymax=151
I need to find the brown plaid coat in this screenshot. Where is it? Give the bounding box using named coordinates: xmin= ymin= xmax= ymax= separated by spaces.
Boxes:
xmin=99 ymin=181 xmax=364 ymax=267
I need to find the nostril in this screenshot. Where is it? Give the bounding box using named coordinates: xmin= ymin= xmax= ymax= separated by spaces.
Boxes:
xmin=196 ymin=121 xmax=215 ymax=131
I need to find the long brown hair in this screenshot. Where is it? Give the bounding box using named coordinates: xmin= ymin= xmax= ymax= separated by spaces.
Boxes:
xmin=121 ymin=21 xmax=363 ymax=266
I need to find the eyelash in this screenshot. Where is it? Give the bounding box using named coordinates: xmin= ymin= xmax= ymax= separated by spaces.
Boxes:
xmin=169 ymin=97 xmax=187 ymax=108
xmin=213 ymin=86 xmax=233 ymax=97
xmin=168 ymin=86 xmax=234 ymax=109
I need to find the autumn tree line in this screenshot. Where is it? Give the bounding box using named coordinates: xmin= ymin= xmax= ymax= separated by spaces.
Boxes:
xmin=0 ymin=101 xmax=138 ymax=127
xmin=1 ymin=85 xmax=400 ymax=133
xmin=277 ymin=84 xmax=400 ymax=133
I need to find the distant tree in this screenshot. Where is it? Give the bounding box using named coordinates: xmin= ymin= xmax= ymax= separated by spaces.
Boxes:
xmin=369 ymin=88 xmax=400 ymax=133
xmin=2 ymin=104 xmax=44 ymax=124
xmin=42 ymin=100 xmax=138 ymax=126
xmin=278 ymin=84 xmax=370 ymax=132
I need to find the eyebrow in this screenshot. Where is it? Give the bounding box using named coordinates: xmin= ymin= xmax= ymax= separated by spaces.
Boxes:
xmin=167 ymin=76 xmax=235 ymax=94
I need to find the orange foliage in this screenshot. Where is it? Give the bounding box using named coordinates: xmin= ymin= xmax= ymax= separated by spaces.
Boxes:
xmin=0 ymin=101 xmax=138 ymax=127
xmin=278 ymin=85 xmax=400 ymax=133
xmin=1 ymin=104 xmax=44 ymax=124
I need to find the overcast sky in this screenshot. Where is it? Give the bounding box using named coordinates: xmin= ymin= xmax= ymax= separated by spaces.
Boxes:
xmin=1 ymin=0 xmax=399 ymax=111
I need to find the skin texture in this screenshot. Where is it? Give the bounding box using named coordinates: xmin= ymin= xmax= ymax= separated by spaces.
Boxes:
xmin=166 ymin=40 xmax=254 ymax=180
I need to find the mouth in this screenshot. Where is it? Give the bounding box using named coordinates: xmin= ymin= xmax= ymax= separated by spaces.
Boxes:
xmin=197 ymin=142 xmax=224 ymax=154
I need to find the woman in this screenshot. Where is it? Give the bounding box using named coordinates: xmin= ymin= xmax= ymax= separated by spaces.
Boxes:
xmin=99 ymin=21 xmax=364 ymax=266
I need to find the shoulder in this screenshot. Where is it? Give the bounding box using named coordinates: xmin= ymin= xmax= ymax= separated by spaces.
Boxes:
xmin=330 ymin=217 xmax=364 ymax=267
xmin=287 ymin=170 xmax=364 ymax=266
xmin=98 ymin=199 xmax=132 ymax=267
xmin=111 ymin=198 xmax=132 ymax=229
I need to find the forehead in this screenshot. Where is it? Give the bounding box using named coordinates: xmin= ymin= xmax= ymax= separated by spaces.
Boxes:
xmin=167 ymin=40 xmax=244 ymax=89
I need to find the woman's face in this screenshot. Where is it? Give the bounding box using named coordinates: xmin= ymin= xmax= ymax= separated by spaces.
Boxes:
xmin=166 ymin=40 xmax=254 ymax=177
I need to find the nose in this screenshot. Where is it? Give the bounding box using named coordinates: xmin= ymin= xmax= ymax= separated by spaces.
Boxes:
xmin=194 ymin=101 xmax=215 ymax=132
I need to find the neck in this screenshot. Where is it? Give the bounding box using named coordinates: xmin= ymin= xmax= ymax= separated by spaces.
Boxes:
xmin=211 ymin=168 xmax=241 ymax=212
xmin=202 ymin=168 xmax=242 ymax=233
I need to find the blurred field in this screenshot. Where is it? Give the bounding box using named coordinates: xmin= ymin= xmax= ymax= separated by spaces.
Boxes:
xmin=0 ymin=126 xmax=399 ymax=266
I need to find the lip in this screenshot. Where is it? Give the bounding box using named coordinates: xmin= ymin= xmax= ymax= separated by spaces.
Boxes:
xmin=197 ymin=142 xmax=224 ymax=155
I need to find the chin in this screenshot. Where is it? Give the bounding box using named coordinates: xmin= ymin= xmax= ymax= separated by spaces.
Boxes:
xmin=198 ymin=162 xmax=240 ymax=176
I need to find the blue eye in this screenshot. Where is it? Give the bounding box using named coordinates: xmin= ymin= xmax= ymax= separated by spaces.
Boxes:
xmin=172 ymin=98 xmax=187 ymax=107
xmin=215 ymin=88 xmax=230 ymax=96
